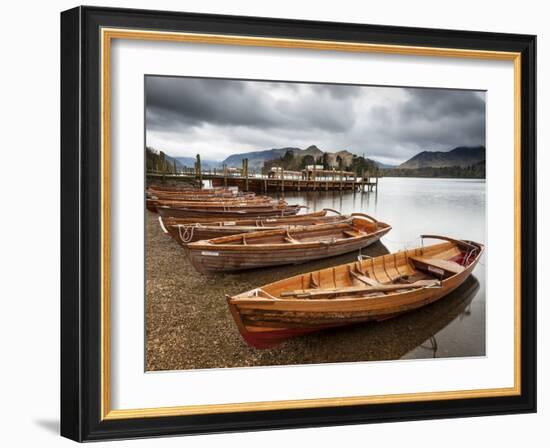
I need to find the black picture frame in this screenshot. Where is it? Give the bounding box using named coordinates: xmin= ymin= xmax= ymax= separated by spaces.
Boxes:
xmin=61 ymin=6 xmax=536 ymax=442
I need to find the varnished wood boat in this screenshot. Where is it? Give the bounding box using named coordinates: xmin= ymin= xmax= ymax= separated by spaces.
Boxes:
xmin=186 ymin=216 xmax=391 ymax=273
xmin=147 ymin=192 xmax=259 ymax=201
xmin=226 ymin=236 xmax=483 ymax=348
xmin=149 ymin=185 xmax=235 ymax=194
xmin=160 ymin=208 xmax=329 ymax=226
xmin=146 ymin=196 xmax=276 ymax=213
xmin=161 ymin=208 xmax=360 ymax=245
xmin=157 ymin=203 xmax=303 ymax=219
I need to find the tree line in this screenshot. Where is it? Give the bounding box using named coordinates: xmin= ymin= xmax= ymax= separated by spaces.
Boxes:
xmin=146 ymin=147 xmax=179 ymax=173
xmin=383 ymin=160 xmax=485 ymax=179
xmin=263 ymin=150 xmax=380 ymax=177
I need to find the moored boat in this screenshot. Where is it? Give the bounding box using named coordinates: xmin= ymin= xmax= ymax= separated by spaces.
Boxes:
xmin=147 ymin=192 xmax=259 ymax=201
xmin=161 ymin=208 xmax=356 ymax=245
xmin=160 ymin=208 xmax=329 ymax=227
xmin=148 ymin=185 xmax=235 ymax=194
xmin=186 ymin=216 xmax=391 ymax=273
xmin=146 ymin=196 xmax=277 ymax=213
xmin=226 ymin=236 xmax=483 ymax=348
xmin=157 ymin=203 xmax=304 ymax=219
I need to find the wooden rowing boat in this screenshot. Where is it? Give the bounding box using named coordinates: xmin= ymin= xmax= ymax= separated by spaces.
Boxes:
xmin=149 ymin=185 xmax=235 ymax=194
xmin=161 ymin=209 xmax=360 ymax=245
xmin=160 ymin=209 xmax=328 ymax=226
xmin=186 ymin=216 xmax=391 ymax=273
xmin=147 ymin=192 xmax=259 ymax=201
xmin=226 ymin=235 xmax=483 ymax=348
xmin=157 ymin=203 xmax=303 ymax=219
xmin=146 ymin=196 xmax=277 ymax=213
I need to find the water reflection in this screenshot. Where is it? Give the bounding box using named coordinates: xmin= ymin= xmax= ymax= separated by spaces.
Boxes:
xmin=260 ymin=275 xmax=481 ymax=363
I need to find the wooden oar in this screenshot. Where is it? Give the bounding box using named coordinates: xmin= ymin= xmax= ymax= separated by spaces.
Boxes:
xmin=280 ymin=279 xmax=441 ymax=299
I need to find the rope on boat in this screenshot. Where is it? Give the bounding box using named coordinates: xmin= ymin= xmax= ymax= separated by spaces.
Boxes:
xmin=177 ymin=224 xmax=196 ymax=243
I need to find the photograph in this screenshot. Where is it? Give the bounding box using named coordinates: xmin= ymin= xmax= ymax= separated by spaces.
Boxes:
xmin=57 ymin=5 xmax=537 ymax=442
xmin=144 ymin=76 xmax=487 ymax=371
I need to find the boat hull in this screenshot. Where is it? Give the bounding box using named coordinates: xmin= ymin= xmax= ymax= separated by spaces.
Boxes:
xmin=187 ymin=229 xmax=390 ymax=273
xmin=157 ymin=205 xmax=301 ymax=219
xmin=227 ymin=239 xmax=483 ymax=348
xmin=163 ymin=214 xmax=348 ymax=245
xmin=147 ymin=198 xmax=279 ymax=213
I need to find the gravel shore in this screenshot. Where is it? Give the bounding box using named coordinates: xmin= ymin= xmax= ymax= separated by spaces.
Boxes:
xmin=145 ymin=210 xmax=482 ymax=371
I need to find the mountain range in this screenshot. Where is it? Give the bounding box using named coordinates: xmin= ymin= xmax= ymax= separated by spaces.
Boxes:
xmin=221 ymin=145 xmax=393 ymax=170
xmin=221 ymin=147 xmax=305 ymax=169
xmin=174 ymin=157 xmax=220 ymax=170
xmin=155 ymin=144 xmax=485 ymax=176
xmin=397 ymin=146 xmax=485 ymax=169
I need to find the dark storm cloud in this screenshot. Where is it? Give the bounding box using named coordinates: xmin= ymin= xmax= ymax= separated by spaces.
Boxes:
xmin=146 ymin=77 xmax=275 ymax=128
xmin=401 ymin=89 xmax=485 ymax=121
xmin=145 ymin=77 xmax=356 ymax=135
xmin=145 ymin=76 xmax=485 ymax=164
xmin=364 ymin=89 xmax=485 ymax=158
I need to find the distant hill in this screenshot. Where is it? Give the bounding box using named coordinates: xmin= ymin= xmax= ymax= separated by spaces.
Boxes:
xmin=222 ymin=146 xmax=306 ymax=169
xmin=398 ymin=146 xmax=485 ymax=169
xmin=222 ymin=145 xmax=374 ymax=171
xmin=384 ymin=160 xmax=485 ymax=179
xmin=259 ymin=145 xmax=380 ymax=177
xmin=149 ymin=144 xmax=403 ymax=175
xmin=174 ymin=157 xmax=220 ymax=170
xmin=372 ymin=159 xmax=397 ymax=170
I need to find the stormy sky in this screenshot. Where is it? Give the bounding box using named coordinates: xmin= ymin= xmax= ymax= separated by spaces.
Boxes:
xmin=145 ymin=76 xmax=485 ymax=165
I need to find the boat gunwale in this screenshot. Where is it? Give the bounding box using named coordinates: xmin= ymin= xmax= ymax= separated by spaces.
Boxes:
xmin=228 ymin=240 xmax=484 ymax=305
xmin=160 ymin=209 xmax=331 ymax=226
xmin=186 ymin=219 xmax=391 ymax=251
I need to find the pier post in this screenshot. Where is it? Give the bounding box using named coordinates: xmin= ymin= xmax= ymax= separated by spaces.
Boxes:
xmin=160 ymin=151 xmax=166 ymax=183
xmin=196 ymin=154 xmax=202 ymax=189
xmin=243 ymin=158 xmax=249 ymax=191
xmin=313 ymin=167 xmax=317 ymax=191
xmin=223 ymin=164 xmax=227 ymax=187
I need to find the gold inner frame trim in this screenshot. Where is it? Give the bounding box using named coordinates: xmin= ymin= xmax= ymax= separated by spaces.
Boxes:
xmin=100 ymin=27 xmax=522 ymax=420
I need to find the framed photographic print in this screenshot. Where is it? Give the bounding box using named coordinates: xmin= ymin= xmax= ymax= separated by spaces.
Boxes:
xmin=60 ymin=6 xmax=536 ymax=441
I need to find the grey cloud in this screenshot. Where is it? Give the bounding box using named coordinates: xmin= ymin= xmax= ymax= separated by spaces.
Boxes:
xmin=145 ymin=76 xmax=485 ymax=164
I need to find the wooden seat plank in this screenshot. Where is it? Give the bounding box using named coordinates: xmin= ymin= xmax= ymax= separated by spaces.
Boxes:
xmin=409 ymin=256 xmax=465 ymax=275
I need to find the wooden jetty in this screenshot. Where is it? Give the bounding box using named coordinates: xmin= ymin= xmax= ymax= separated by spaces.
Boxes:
xmin=146 ymin=155 xmax=379 ymax=193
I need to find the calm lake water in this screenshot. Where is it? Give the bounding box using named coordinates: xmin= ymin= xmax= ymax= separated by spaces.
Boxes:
xmin=270 ymin=177 xmax=487 ymax=360
xmin=196 ymin=177 xmax=486 ymax=364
